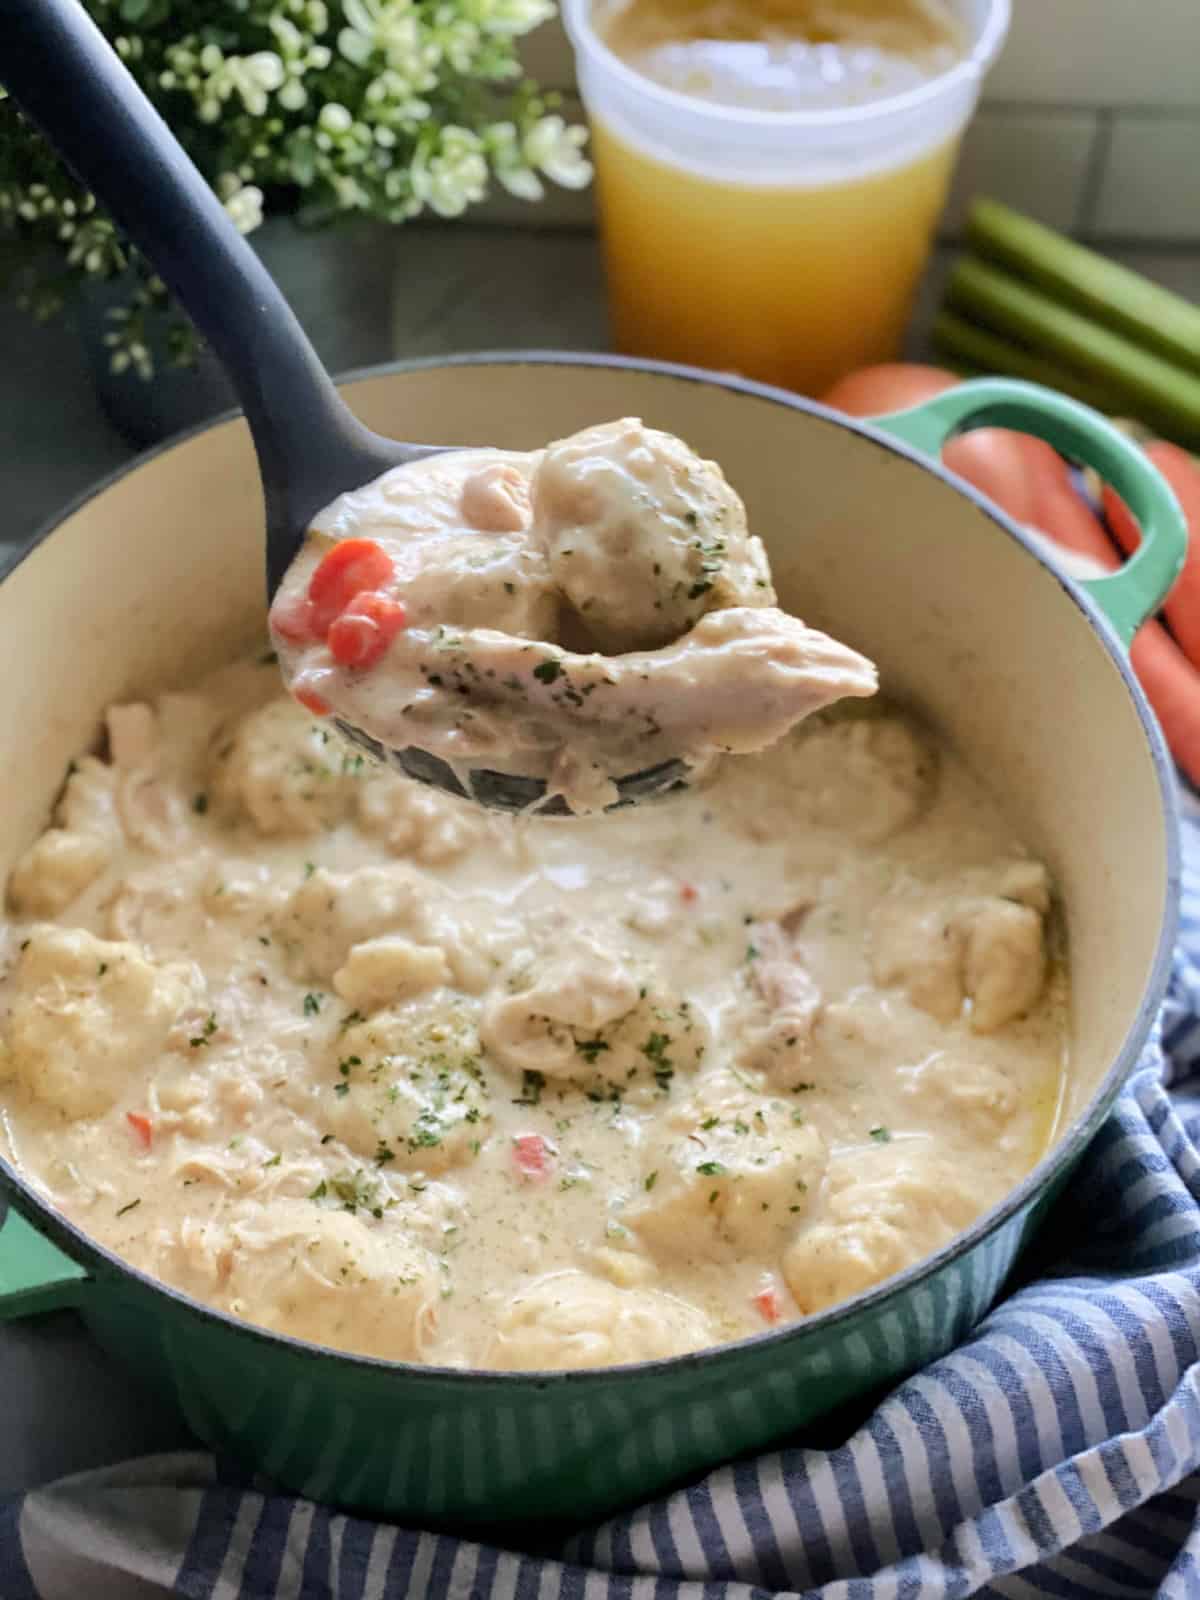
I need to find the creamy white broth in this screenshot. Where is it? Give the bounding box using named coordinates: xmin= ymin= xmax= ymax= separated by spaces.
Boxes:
xmin=268 ymin=420 xmax=879 ymax=813
xmin=0 ymin=656 xmax=1066 ymax=1367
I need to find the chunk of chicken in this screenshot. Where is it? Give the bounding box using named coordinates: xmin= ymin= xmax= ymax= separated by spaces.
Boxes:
xmin=459 ymin=461 xmax=532 ymax=534
xmin=485 ymin=1269 xmax=713 ymax=1370
xmin=529 ymin=417 xmax=773 ymax=652
xmin=5 ymin=926 xmax=195 ymax=1117
xmin=737 ymin=917 xmax=823 ymax=1081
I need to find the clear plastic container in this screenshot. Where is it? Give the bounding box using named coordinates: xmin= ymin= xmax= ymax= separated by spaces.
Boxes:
xmin=563 ymin=0 xmax=1011 ymax=396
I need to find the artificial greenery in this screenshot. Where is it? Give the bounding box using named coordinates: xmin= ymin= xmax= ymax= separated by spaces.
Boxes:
xmin=0 ymin=0 xmax=590 ymax=376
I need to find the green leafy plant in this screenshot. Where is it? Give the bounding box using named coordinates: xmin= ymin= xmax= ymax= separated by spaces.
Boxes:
xmin=0 ymin=0 xmax=590 ymax=377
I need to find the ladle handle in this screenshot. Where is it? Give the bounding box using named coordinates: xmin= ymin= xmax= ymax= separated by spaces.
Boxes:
xmin=1 ymin=0 xmax=394 ymax=575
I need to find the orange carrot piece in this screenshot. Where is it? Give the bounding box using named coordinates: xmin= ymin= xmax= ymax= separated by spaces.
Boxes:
xmin=1130 ymin=621 xmax=1200 ymax=789
xmin=1032 ymin=483 xmax=1200 ymax=783
xmin=126 ymin=1111 xmax=153 ymax=1150
xmin=1103 ymin=442 xmax=1200 ymax=668
xmin=512 ymin=1133 xmax=553 ymax=1180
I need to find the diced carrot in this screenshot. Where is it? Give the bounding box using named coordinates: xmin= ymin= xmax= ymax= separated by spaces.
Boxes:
xmin=126 ymin=1111 xmax=153 ymax=1150
xmin=327 ymin=592 xmax=408 ymax=671
xmin=752 ymin=1279 xmax=782 ymax=1324
xmin=307 ymin=538 xmax=394 ymax=632
xmin=1103 ymin=442 xmax=1200 ymax=668
xmin=269 ymin=591 xmax=320 ymax=645
xmin=679 ymin=882 xmax=699 ymax=904
xmin=512 ymin=1133 xmax=553 ymax=1180
xmin=294 ymin=683 xmax=331 ymax=717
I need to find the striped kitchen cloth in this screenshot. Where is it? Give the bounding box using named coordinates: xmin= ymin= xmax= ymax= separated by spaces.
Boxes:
xmin=4 ymin=790 xmax=1200 ymax=1600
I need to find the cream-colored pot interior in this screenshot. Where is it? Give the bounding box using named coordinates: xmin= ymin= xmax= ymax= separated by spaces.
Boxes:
xmin=3 ymin=359 xmax=1173 ymax=1143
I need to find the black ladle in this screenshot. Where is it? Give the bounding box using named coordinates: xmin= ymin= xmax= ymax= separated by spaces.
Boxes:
xmin=2 ymin=0 xmax=687 ymax=815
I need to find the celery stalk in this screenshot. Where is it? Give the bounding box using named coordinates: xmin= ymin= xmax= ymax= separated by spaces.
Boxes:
xmin=946 ymin=257 xmax=1200 ymax=446
xmin=931 ymin=311 xmax=1128 ymax=415
xmin=967 ymin=198 xmax=1200 ymax=375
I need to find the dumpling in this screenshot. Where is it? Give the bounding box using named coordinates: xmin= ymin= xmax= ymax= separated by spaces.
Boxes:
xmin=277 ymin=863 xmax=483 ymax=1000
xmin=4 ymin=926 xmax=195 ymax=1118
xmin=320 ymin=998 xmax=490 ymax=1173
xmin=485 ymin=1269 xmax=713 ymax=1370
xmin=356 ymin=772 xmax=483 ymax=865
xmin=629 ymin=1071 xmax=825 ymax=1261
xmin=210 ymin=698 xmax=363 ymax=837
xmin=785 ymin=713 xmax=937 ymax=843
xmin=783 ymin=1148 xmax=983 ymax=1315
xmin=529 ymin=418 xmax=773 ymax=652
xmin=220 ymin=1199 xmax=439 ymax=1360
xmin=872 ymin=874 xmax=1048 ymax=1033
xmin=277 ymin=863 xmax=430 ymax=982
xmin=480 ymin=935 xmax=706 ymax=1095
xmin=7 ymin=829 xmax=111 ymax=918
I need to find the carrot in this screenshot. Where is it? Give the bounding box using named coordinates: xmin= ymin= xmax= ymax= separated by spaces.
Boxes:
xmin=126 ymin=1111 xmax=154 ymax=1150
xmin=512 ymin=1133 xmax=553 ymax=1180
xmin=1130 ymin=622 xmax=1200 ymax=788
xmin=1031 ymin=472 xmax=1123 ymax=568
xmin=328 ymin=592 xmax=408 ymax=671
xmin=1031 ymin=483 xmax=1200 ymax=783
xmin=1102 ymin=442 xmax=1200 ymax=668
xmin=307 ymin=538 xmax=394 ymax=632
xmin=752 ymin=1280 xmax=782 ymax=1324
xmin=293 ymin=683 xmax=331 ymax=717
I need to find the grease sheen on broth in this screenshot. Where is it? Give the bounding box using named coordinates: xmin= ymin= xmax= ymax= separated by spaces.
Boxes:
xmin=0 ymin=654 xmax=1067 ymax=1368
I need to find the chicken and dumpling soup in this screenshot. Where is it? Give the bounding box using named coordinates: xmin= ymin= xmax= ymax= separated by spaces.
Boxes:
xmin=0 ymin=423 xmax=1067 ymax=1368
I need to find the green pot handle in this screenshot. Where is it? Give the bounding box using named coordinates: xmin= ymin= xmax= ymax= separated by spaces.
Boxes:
xmin=869 ymin=377 xmax=1188 ymax=648
xmin=0 ymin=1201 xmax=89 ymax=1319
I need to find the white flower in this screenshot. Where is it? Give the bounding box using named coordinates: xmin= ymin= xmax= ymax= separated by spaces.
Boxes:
xmin=487 ymin=120 xmax=543 ymax=201
xmin=410 ymin=125 xmax=488 ymax=218
xmin=523 ymin=114 xmax=592 ymax=189
xmin=218 ymin=177 xmax=265 ymax=234
xmin=318 ymin=102 xmax=354 ymax=135
xmin=461 ymin=0 xmax=556 ymax=36
xmin=339 ymin=0 xmax=437 ymax=81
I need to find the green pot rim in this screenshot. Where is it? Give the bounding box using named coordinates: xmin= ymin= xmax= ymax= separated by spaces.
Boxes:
xmin=0 ymin=349 xmax=1181 ymax=1387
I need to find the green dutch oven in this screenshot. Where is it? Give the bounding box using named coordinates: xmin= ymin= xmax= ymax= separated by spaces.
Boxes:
xmin=0 ymin=355 xmax=1187 ymax=1527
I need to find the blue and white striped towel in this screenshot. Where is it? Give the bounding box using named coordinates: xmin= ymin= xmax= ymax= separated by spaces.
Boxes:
xmin=4 ymin=792 xmax=1200 ymax=1600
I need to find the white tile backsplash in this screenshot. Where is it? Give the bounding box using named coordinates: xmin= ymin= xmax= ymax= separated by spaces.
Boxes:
xmin=942 ymin=108 xmax=1099 ymax=235
xmin=1092 ymin=116 xmax=1200 ymax=242
xmin=988 ymin=0 xmax=1200 ymax=110
xmin=515 ymin=8 xmax=1200 ymax=242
